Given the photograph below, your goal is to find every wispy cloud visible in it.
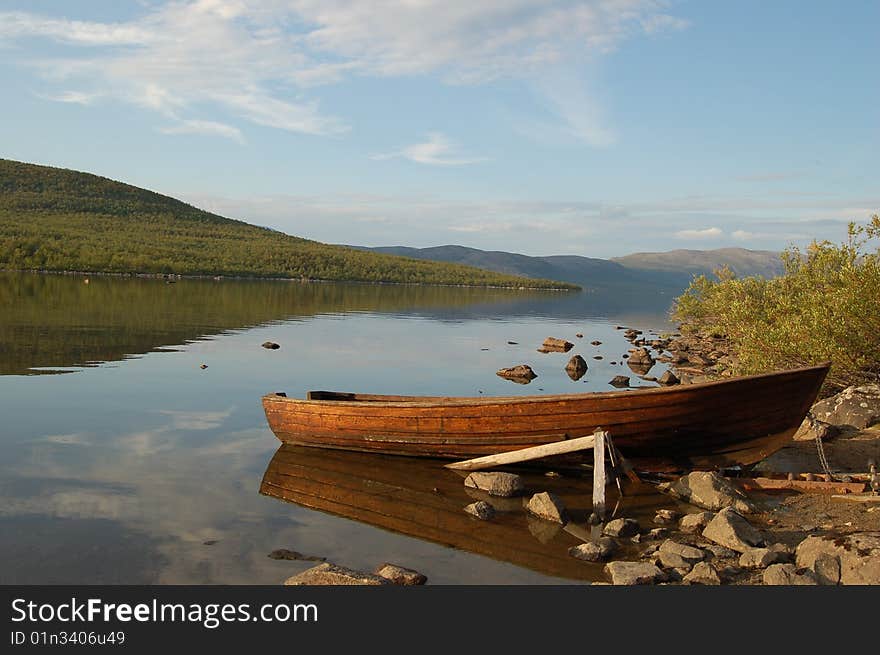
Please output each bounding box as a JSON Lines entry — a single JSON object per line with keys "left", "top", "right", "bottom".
{"left": 371, "top": 132, "right": 488, "bottom": 166}
{"left": 179, "top": 189, "right": 879, "bottom": 257}
{"left": 1, "top": 1, "right": 687, "bottom": 141}
{"left": 674, "top": 227, "right": 724, "bottom": 240}
{"left": 736, "top": 171, "right": 803, "bottom": 183}
{"left": 37, "top": 90, "right": 101, "bottom": 105}
{"left": 158, "top": 119, "right": 245, "bottom": 143}
{"left": 521, "top": 67, "right": 617, "bottom": 147}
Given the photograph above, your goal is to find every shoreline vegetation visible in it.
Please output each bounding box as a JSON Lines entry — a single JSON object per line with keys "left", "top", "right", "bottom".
{"left": 0, "top": 267, "right": 572, "bottom": 291}
{"left": 669, "top": 216, "right": 880, "bottom": 397}
{"left": 0, "top": 158, "right": 577, "bottom": 291}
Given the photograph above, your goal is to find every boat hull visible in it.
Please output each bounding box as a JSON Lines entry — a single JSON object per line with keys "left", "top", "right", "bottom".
{"left": 262, "top": 364, "right": 829, "bottom": 472}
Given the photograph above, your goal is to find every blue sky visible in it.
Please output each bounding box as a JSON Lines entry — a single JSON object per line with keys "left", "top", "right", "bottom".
{"left": 0, "top": 0, "right": 877, "bottom": 257}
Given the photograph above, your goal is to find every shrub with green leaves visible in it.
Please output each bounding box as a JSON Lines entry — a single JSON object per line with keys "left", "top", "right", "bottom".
{"left": 671, "top": 215, "right": 880, "bottom": 395}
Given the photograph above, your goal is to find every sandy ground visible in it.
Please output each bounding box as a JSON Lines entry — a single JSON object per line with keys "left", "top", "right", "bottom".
{"left": 747, "top": 425, "right": 880, "bottom": 545}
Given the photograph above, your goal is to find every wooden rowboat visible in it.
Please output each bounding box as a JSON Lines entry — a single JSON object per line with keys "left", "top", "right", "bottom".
{"left": 262, "top": 363, "right": 830, "bottom": 472}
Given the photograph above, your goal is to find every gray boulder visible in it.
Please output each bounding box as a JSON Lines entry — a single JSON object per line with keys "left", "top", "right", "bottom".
{"left": 679, "top": 511, "right": 716, "bottom": 534}
{"left": 374, "top": 563, "right": 427, "bottom": 585}
{"left": 464, "top": 501, "right": 496, "bottom": 520}
{"left": 683, "top": 561, "right": 721, "bottom": 585}
{"left": 793, "top": 414, "right": 840, "bottom": 442}
{"left": 653, "top": 509, "right": 680, "bottom": 525}
{"left": 646, "top": 528, "right": 669, "bottom": 541}
{"left": 604, "top": 561, "right": 665, "bottom": 585}
{"left": 463, "top": 471, "right": 524, "bottom": 497}
{"left": 702, "top": 507, "right": 764, "bottom": 553}
{"left": 526, "top": 491, "right": 568, "bottom": 524}
{"left": 703, "top": 543, "right": 738, "bottom": 560}
{"left": 795, "top": 532, "right": 880, "bottom": 585}
{"left": 627, "top": 347, "right": 655, "bottom": 364}
{"left": 657, "top": 540, "right": 707, "bottom": 570}
{"left": 659, "top": 471, "right": 756, "bottom": 513}
{"left": 603, "top": 518, "right": 640, "bottom": 538}
{"left": 639, "top": 544, "right": 661, "bottom": 559}
{"left": 658, "top": 370, "right": 680, "bottom": 386}
{"left": 762, "top": 563, "right": 820, "bottom": 586}
{"left": 569, "top": 538, "right": 617, "bottom": 562}
{"left": 739, "top": 544, "right": 791, "bottom": 569}
{"left": 811, "top": 384, "right": 880, "bottom": 430}
{"left": 284, "top": 563, "right": 390, "bottom": 586}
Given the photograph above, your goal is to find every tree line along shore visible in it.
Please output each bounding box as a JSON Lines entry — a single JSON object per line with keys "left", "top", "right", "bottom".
{"left": 0, "top": 158, "right": 576, "bottom": 290}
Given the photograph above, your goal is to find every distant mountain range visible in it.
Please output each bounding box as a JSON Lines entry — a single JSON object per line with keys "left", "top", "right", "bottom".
{"left": 612, "top": 248, "right": 785, "bottom": 278}
{"left": 356, "top": 244, "right": 784, "bottom": 294}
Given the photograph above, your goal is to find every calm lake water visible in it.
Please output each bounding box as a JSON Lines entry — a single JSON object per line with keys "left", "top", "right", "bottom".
{"left": 0, "top": 272, "right": 679, "bottom": 584}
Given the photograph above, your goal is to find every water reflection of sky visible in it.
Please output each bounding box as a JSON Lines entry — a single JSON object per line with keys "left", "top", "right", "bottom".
{"left": 0, "top": 288, "right": 674, "bottom": 584}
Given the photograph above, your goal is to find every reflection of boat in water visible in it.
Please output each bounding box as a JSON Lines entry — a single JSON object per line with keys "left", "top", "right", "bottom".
{"left": 259, "top": 445, "right": 671, "bottom": 582}
{"left": 262, "top": 364, "right": 829, "bottom": 472}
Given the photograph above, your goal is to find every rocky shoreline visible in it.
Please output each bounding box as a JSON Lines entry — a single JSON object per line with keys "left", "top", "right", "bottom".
{"left": 274, "top": 324, "right": 880, "bottom": 586}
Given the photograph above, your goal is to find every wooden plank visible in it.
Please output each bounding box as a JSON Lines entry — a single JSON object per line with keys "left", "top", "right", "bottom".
{"left": 734, "top": 477, "right": 866, "bottom": 494}
{"left": 830, "top": 494, "right": 880, "bottom": 502}
{"left": 593, "top": 429, "right": 607, "bottom": 518}
{"left": 444, "top": 434, "right": 596, "bottom": 471}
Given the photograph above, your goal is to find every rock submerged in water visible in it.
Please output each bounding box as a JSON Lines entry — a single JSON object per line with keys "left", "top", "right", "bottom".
{"left": 537, "top": 337, "right": 574, "bottom": 353}
{"left": 603, "top": 518, "right": 640, "bottom": 538}
{"left": 464, "top": 500, "right": 496, "bottom": 520}
{"left": 609, "top": 375, "right": 630, "bottom": 388}
{"left": 565, "top": 355, "right": 588, "bottom": 381}
{"left": 463, "top": 471, "right": 524, "bottom": 497}
{"left": 284, "top": 563, "right": 390, "bottom": 586}
{"left": 496, "top": 364, "right": 537, "bottom": 384}
{"left": 262, "top": 341, "right": 280, "bottom": 350}
{"left": 569, "top": 538, "right": 617, "bottom": 562}
{"left": 526, "top": 491, "right": 568, "bottom": 524}
{"left": 268, "top": 549, "right": 325, "bottom": 562}
{"left": 374, "top": 563, "right": 427, "bottom": 585}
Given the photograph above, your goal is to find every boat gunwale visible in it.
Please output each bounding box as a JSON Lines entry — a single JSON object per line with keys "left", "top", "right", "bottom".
{"left": 262, "top": 362, "right": 830, "bottom": 409}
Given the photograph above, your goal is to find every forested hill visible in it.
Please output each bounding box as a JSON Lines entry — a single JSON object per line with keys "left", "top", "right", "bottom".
{"left": 0, "top": 159, "right": 576, "bottom": 289}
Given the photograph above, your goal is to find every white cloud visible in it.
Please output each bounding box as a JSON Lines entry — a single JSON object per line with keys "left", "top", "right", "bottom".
{"left": 0, "top": 11, "right": 154, "bottom": 46}
{"left": 372, "top": 132, "right": 488, "bottom": 166}
{"left": 523, "top": 67, "right": 616, "bottom": 146}
{"left": 37, "top": 90, "right": 101, "bottom": 105}
{"left": 158, "top": 119, "right": 245, "bottom": 143}
{"left": 674, "top": 227, "right": 724, "bottom": 239}
{"left": 1, "top": 1, "right": 687, "bottom": 141}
